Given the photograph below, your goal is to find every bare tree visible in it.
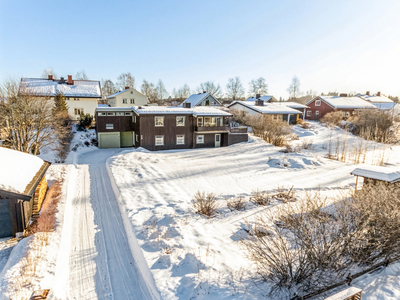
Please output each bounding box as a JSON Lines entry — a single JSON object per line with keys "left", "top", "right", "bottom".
{"left": 141, "top": 79, "right": 158, "bottom": 103}
{"left": 101, "top": 79, "right": 117, "bottom": 104}
{"left": 0, "top": 79, "right": 70, "bottom": 156}
{"left": 42, "top": 68, "right": 57, "bottom": 79}
{"left": 173, "top": 84, "right": 191, "bottom": 101}
{"left": 116, "top": 72, "right": 135, "bottom": 90}
{"left": 287, "top": 76, "right": 301, "bottom": 99}
{"left": 155, "top": 79, "right": 168, "bottom": 101}
{"left": 196, "top": 81, "right": 222, "bottom": 98}
{"left": 248, "top": 77, "right": 268, "bottom": 97}
{"left": 226, "top": 77, "right": 245, "bottom": 101}
{"left": 75, "top": 70, "right": 89, "bottom": 80}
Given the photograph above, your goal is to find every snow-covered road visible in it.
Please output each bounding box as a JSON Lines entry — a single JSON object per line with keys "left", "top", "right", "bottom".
{"left": 54, "top": 149, "right": 160, "bottom": 300}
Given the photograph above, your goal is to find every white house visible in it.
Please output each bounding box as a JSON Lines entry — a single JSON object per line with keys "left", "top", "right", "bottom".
{"left": 357, "top": 91, "right": 399, "bottom": 116}
{"left": 245, "top": 95, "right": 278, "bottom": 103}
{"left": 107, "top": 87, "right": 150, "bottom": 107}
{"left": 20, "top": 75, "right": 101, "bottom": 120}
{"left": 180, "top": 92, "right": 222, "bottom": 108}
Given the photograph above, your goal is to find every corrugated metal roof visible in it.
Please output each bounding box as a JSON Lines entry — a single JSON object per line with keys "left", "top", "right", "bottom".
{"left": 228, "top": 101, "right": 302, "bottom": 114}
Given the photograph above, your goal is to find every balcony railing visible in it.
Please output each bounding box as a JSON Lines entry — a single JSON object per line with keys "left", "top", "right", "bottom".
{"left": 195, "top": 125, "right": 230, "bottom": 132}
{"left": 230, "top": 127, "right": 247, "bottom": 134}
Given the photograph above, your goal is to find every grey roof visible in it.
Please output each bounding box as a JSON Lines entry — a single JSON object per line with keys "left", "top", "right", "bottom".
{"left": 20, "top": 78, "right": 101, "bottom": 98}
{"left": 95, "top": 106, "right": 231, "bottom": 116}
{"left": 180, "top": 92, "right": 221, "bottom": 107}
{"left": 106, "top": 88, "right": 147, "bottom": 99}
{"left": 245, "top": 95, "right": 276, "bottom": 102}
{"left": 228, "top": 101, "right": 302, "bottom": 114}
{"left": 350, "top": 166, "right": 400, "bottom": 183}
{"left": 306, "top": 96, "right": 377, "bottom": 109}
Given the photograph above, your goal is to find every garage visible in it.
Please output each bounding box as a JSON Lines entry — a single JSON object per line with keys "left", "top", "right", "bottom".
{"left": 98, "top": 132, "right": 121, "bottom": 148}
{"left": 120, "top": 131, "right": 133, "bottom": 147}
{"left": 0, "top": 199, "right": 12, "bottom": 237}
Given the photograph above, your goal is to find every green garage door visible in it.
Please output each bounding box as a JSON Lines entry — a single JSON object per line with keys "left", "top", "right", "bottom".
{"left": 98, "top": 132, "right": 121, "bottom": 148}
{"left": 120, "top": 131, "right": 133, "bottom": 147}
{"left": 0, "top": 199, "right": 12, "bottom": 238}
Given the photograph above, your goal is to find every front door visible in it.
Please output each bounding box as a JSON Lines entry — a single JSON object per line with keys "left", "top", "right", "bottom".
{"left": 215, "top": 134, "right": 221, "bottom": 147}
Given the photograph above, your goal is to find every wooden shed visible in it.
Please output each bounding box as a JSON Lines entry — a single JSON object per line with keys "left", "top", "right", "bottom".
{"left": 0, "top": 147, "right": 50, "bottom": 238}
{"left": 350, "top": 165, "right": 400, "bottom": 190}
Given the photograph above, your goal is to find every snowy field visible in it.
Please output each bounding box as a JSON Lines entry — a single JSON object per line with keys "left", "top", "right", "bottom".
{"left": 108, "top": 123, "right": 400, "bottom": 299}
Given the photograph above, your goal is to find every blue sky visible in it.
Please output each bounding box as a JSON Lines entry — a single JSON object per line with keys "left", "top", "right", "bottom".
{"left": 1, "top": 0, "right": 399, "bottom": 99}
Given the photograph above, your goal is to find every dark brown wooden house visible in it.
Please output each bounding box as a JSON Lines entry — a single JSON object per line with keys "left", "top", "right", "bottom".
{"left": 95, "top": 105, "right": 248, "bottom": 150}
{"left": 0, "top": 148, "right": 50, "bottom": 238}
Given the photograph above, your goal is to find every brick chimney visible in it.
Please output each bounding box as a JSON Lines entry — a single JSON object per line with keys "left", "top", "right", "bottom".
{"left": 377, "top": 91, "right": 381, "bottom": 96}
{"left": 48, "top": 74, "right": 53, "bottom": 80}
{"left": 255, "top": 99, "right": 264, "bottom": 106}
{"left": 68, "top": 75, "right": 73, "bottom": 85}
{"left": 366, "top": 91, "right": 370, "bottom": 96}
{"left": 125, "top": 86, "right": 130, "bottom": 90}
{"left": 256, "top": 94, "right": 261, "bottom": 99}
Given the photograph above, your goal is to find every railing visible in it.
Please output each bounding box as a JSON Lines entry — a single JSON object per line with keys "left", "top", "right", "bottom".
{"left": 230, "top": 127, "right": 247, "bottom": 134}
{"left": 195, "top": 125, "right": 230, "bottom": 132}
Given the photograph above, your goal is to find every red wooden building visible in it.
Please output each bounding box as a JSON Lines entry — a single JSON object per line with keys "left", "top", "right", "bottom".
{"left": 305, "top": 95, "right": 377, "bottom": 120}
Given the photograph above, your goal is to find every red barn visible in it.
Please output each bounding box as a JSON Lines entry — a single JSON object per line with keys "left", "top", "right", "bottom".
{"left": 305, "top": 95, "right": 377, "bottom": 120}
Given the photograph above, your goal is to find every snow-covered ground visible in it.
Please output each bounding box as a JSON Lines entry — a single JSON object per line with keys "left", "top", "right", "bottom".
{"left": 106, "top": 123, "right": 400, "bottom": 299}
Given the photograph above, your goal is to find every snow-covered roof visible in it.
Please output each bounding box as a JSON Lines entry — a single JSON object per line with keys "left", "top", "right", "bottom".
{"left": 307, "top": 96, "right": 377, "bottom": 109}
{"left": 325, "top": 287, "right": 362, "bottom": 300}
{"left": 180, "top": 92, "right": 221, "bottom": 107}
{"left": 107, "top": 88, "right": 146, "bottom": 99}
{"left": 133, "top": 106, "right": 231, "bottom": 116}
{"left": 0, "top": 147, "right": 46, "bottom": 194}
{"left": 20, "top": 78, "right": 101, "bottom": 98}
{"left": 97, "top": 104, "right": 110, "bottom": 108}
{"left": 228, "top": 101, "right": 302, "bottom": 114}
{"left": 358, "top": 94, "right": 394, "bottom": 103}
{"left": 281, "top": 102, "right": 308, "bottom": 109}
{"left": 245, "top": 95, "right": 275, "bottom": 102}
{"left": 371, "top": 102, "right": 397, "bottom": 110}
{"left": 351, "top": 166, "right": 400, "bottom": 183}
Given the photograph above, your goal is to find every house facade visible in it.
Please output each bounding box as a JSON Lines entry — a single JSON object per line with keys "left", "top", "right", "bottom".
{"left": 20, "top": 75, "right": 101, "bottom": 120}
{"left": 245, "top": 95, "right": 278, "bottom": 103}
{"left": 227, "top": 99, "right": 303, "bottom": 124}
{"left": 0, "top": 147, "right": 50, "bottom": 238}
{"left": 107, "top": 87, "right": 149, "bottom": 107}
{"left": 180, "top": 92, "right": 222, "bottom": 107}
{"left": 305, "top": 95, "right": 377, "bottom": 120}
{"left": 95, "top": 106, "right": 248, "bottom": 150}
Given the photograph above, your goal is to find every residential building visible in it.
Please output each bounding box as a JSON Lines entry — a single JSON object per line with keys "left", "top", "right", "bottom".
{"left": 0, "top": 147, "right": 51, "bottom": 238}
{"left": 305, "top": 94, "right": 377, "bottom": 120}
{"left": 95, "top": 105, "right": 248, "bottom": 150}
{"left": 179, "top": 92, "right": 222, "bottom": 107}
{"left": 357, "top": 91, "right": 399, "bottom": 116}
{"left": 107, "top": 87, "right": 149, "bottom": 107}
{"left": 245, "top": 95, "right": 278, "bottom": 103}
{"left": 227, "top": 98, "right": 304, "bottom": 124}
{"left": 20, "top": 75, "right": 101, "bottom": 120}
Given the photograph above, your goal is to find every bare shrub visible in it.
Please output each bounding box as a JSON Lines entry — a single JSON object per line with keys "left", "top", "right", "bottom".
{"left": 301, "top": 139, "right": 313, "bottom": 150}
{"left": 250, "top": 189, "right": 270, "bottom": 206}
{"left": 192, "top": 191, "right": 219, "bottom": 218}
{"left": 272, "top": 185, "right": 296, "bottom": 202}
{"left": 249, "top": 115, "right": 292, "bottom": 147}
{"left": 230, "top": 109, "right": 251, "bottom": 126}
{"left": 321, "top": 111, "right": 344, "bottom": 127}
{"left": 227, "top": 196, "right": 246, "bottom": 211}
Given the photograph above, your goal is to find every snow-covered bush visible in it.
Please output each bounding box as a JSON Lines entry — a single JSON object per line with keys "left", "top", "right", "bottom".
{"left": 250, "top": 189, "right": 270, "bottom": 206}
{"left": 227, "top": 196, "right": 246, "bottom": 211}
{"left": 192, "top": 191, "right": 219, "bottom": 218}
{"left": 320, "top": 111, "right": 344, "bottom": 127}
{"left": 249, "top": 115, "right": 292, "bottom": 147}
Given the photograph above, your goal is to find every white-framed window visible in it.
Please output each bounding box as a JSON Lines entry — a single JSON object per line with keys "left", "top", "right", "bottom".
{"left": 130, "top": 99, "right": 135, "bottom": 104}
{"left": 197, "top": 117, "right": 203, "bottom": 127}
{"left": 315, "top": 110, "right": 320, "bottom": 116}
{"left": 155, "top": 135, "right": 164, "bottom": 146}
{"left": 306, "top": 110, "right": 312, "bottom": 117}
{"left": 74, "top": 108, "right": 84, "bottom": 115}
{"left": 74, "top": 98, "right": 79, "bottom": 101}
{"left": 132, "top": 116, "right": 136, "bottom": 123}
{"left": 125, "top": 112, "right": 133, "bottom": 116}
{"left": 107, "top": 112, "right": 115, "bottom": 116}
{"left": 155, "top": 116, "right": 164, "bottom": 126}
{"left": 98, "top": 112, "right": 106, "bottom": 116}
{"left": 196, "top": 135, "right": 204, "bottom": 144}
{"left": 116, "top": 112, "right": 124, "bottom": 116}
{"left": 315, "top": 100, "right": 321, "bottom": 106}
{"left": 345, "top": 111, "right": 350, "bottom": 117}
{"left": 136, "top": 134, "right": 139, "bottom": 142}
{"left": 130, "top": 91, "right": 133, "bottom": 94}
{"left": 123, "top": 99, "right": 127, "bottom": 104}
{"left": 106, "top": 124, "right": 114, "bottom": 129}
{"left": 176, "top": 135, "right": 185, "bottom": 145}
{"left": 176, "top": 116, "right": 185, "bottom": 126}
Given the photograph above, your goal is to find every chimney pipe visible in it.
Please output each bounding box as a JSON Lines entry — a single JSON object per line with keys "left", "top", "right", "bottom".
{"left": 125, "top": 86, "right": 130, "bottom": 90}
{"left": 256, "top": 94, "right": 261, "bottom": 99}
{"left": 203, "top": 91, "right": 206, "bottom": 94}
{"left": 377, "top": 91, "right": 381, "bottom": 96}
{"left": 48, "top": 74, "right": 53, "bottom": 80}
{"left": 255, "top": 99, "right": 264, "bottom": 106}
{"left": 68, "top": 75, "right": 73, "bottom": 85}
{"left": 366, "top": 91, "right": 370, "bottom": 96}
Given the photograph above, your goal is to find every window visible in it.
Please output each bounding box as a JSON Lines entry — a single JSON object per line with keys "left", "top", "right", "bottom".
{"left": 106, "top": 124, "right": 114, "bottom": 129}
{"left": 116, "top": 112, "right": 124, "bottom": 116}
{"left": 74, "top": 98, "right": 79, "bottom": 101}
{"left": 136, "top": 134, "right": 139, "bottom": 142}
{"left": 155, "top": 116, "right": 164, "bottom": 126}
{"left": 98, "top": 112, "right": 106, "bottom": 116}
{"left": 130, "top": 99, "right": 135, "bottom": 104}
{"left": 74, "top": 108, "right": 84, "bottom": 115}
{"left": 176, "top": 116, "right": 185, "bottom": 126}
{"left": 155, "top": 135, "right": 164, "bottom": 146}
{"left": 204, "top": 117, "right": 212, "bottom": 126}
{"left": 125, "top": 112, "right": 133, "bottom": 116}
{"left": 107, "top": 112, "right": 115, "bottom": 116}
{"left": 176, "top": 135, "right": 185, "bottom": 145}
{"left": 123, "top": 99, "right": 127, "bottom": 104}
{"left": 130, "top": 91, "right": 133, "bottom": 94}
{"left": 315, "top": 100, "right": 321, "bottom": 106}
{"left": 345, "top": 111, "right": 350, "bottom": 117}
{"left": 196, "top": 135, "right": 204, "bottom": 144}
{"left": 306, "top": 110, "right": 312, "bottom": 117}
{"left": 197, "top": 117, "right": 203, "bottom": 127}
{"left": 315, "top": 110, "right": 320, "bottom": 116}
{"left": 132, "top": 116, "right": 136, "bottom": 123}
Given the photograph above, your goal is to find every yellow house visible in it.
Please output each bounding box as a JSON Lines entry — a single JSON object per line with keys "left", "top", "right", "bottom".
{"left": 107, "top": 87, "right": 149, "bottom": 107}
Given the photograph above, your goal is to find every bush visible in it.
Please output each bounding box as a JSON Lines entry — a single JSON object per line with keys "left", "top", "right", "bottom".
{"left": 77, "top": 113, "right": 93, "bottom": 131}
{"left": 320, "top": 111, "right": 344, "bottom": 127}
{"left": 250, "top": 189, "right": 270, "bottom": 206}
{"left": 348, "top": 110, "right": 393, "bottom": 142}
{"left": 249, "top": 115, "right": 292, "bottom": 146}
{"left": 227, "top": 196, "right": 246, "bottom": 211}
{"left": 192, "top": 191, "right": 219, "bottom": 218}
